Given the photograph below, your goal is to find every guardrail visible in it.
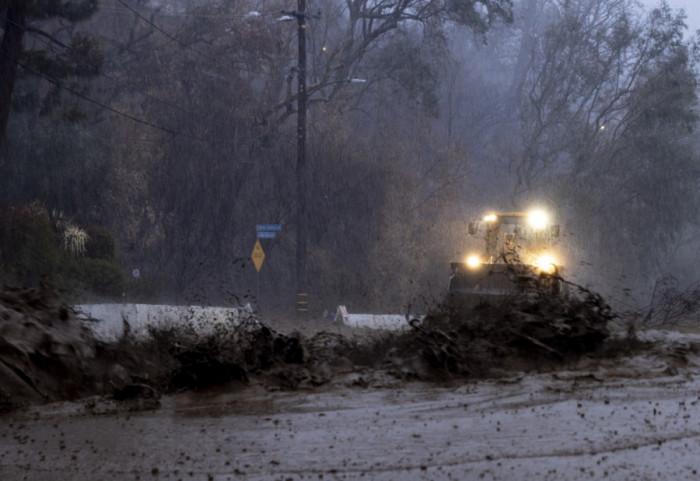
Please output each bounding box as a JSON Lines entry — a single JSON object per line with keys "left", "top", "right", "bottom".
{"left": 74, "top": 303, "right": 257, "bottom": 341}
{"left": 334, "top": 305, "right": 417, "bottom": 330}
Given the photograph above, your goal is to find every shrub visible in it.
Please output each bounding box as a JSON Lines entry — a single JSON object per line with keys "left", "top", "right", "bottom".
{"left": 62, "top": 225, "right": 89, "bottom": 256}
{"left": 79, "top": 258, "right": 125, "bottom": 297}
{"left": 85, "top": 226, "right": 117, "bottom": 261}
{"left": 0, "top": 204, "right": 60, "bottom": 284}
{"left": 0, "top": 203, "right": 124, "bottom": 298}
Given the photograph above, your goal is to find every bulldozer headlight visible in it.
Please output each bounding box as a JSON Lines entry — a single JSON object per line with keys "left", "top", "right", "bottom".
{"left": 466, "top": 255, "right": 482, "bottom": 269}
{"left": 527, "top": 209, "right": 549, "bottom": 230}
{"left": 534, "top": 254, "right": 557, "bottom": 273}
{"left": 483, "top": 213, "right": 497, "bottom": 223}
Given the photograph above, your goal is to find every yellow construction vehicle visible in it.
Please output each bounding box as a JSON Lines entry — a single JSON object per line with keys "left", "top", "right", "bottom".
{"left": 448, "top": 210, "right": 563, "bottom": 302}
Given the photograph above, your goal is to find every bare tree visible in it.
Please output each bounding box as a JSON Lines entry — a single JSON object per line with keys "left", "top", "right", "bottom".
{"left": 512, "top": 0, "right": 699, "bottom": 285}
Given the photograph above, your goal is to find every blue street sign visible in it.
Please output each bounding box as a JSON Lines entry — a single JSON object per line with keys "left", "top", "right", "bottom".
{"left": 257, "top": 224, "right": 282, "bottom": 232}
{"left": 257, "top": 231, "right": 276, "bottom": 239}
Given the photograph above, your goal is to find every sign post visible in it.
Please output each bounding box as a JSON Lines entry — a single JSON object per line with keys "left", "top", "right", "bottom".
{"left": 251, "top": 240, "right": 265, "bottom": 272}
{"left": 251, "top": 240, "right": 265, "bottom": 301}
{"left": 257, "top": 224, "right": 282, "bottom": 232}
{"left": 252, "top": 225, "right": 280, "bottom": 306}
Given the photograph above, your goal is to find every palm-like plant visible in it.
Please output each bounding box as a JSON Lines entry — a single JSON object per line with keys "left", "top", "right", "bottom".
{"left": 62, "top": 225, "right": 89, "bottom": 257}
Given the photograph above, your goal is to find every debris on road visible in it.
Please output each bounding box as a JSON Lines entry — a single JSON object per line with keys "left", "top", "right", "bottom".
{"left": 0, "top": 283, "right": 99, "bottom": 410}
{"left": 0, "top": 278, "right": 691, "bottom": 413}
{"left": 404, "top": 280, "right": 615, "bottom": 378}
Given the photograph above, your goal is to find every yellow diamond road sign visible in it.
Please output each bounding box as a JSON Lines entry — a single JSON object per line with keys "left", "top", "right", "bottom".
{"left": 251, "top": 240, "right": 265, "bottom": 272}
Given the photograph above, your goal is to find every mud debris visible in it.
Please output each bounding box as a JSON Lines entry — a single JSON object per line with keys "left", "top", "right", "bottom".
{"left": 404, "top": 280, "right": 615, "bottom": 378}
{"left": 0, "top": 284, "right": 99, "bottom": 410}
{"left": 0, "top": 280, "right": 652, "bottom": 413}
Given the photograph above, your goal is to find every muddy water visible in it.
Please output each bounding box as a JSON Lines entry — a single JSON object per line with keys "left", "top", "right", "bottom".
{"left": 2, "top": 358, "right": 700, "bottom": 481}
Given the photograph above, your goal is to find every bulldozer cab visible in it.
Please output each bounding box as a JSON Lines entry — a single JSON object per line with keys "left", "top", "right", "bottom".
{"left": 449, "top": 210, "right": 563, "bottom": 301}
{"left": 468, "top": 212, "right": 560, "bottom": 265}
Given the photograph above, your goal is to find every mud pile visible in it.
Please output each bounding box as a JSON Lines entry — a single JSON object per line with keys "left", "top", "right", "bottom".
{"left": 401, "top": 281, "right": 615, "bottom": 378}
{"left": 0, "top": 284, "right": 365, "bottom": 410}
{"left": 152, "top": 279, "right": 617, "bottom": 387}
{"left": 0, "top": 279, "right": 617, "bottom": 412}
{"left": 0, "top": 284, "right": 101, "bottom": 410}
{"left": 0, "top": 285, "right": 168, "bottom": 411}
{"left": 137, "top": 322, "right": 375, "bottom": 391}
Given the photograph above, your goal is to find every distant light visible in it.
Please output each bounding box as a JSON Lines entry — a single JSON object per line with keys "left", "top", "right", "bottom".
{"left": 599, "top": 124, "right": 606, "bottom": 131}
{"left": 483, "top": 213, "right": 497, "bottom": 223}
{"left": 322, "top": 46, "right": 328, "bottom": 52}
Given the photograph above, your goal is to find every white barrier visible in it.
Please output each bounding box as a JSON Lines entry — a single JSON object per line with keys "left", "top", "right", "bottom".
{"left": 334, "top": 305, "right": 416, "bottom": 331}
{"left": 75, "top": 303, "right": 257, "bottom": 341}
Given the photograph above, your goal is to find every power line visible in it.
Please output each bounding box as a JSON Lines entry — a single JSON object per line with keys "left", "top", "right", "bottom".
{"left": 5, "top": 50, "right": 272, "bottom": 149}
{"left": 111, "top": 1, "right": 258, "bottom": 68}
{"left": 0, "top": 7, "right": 283, "bottom": 148}
{"left": 115, "top": 0, "right": 220, "bottom": 64}
{"left": 2, "top": 13, "right": 245, "bottom": 130}
{"left": 12, "top": 17, "right": 199, "bottom": 119}
{"left": 100, "top": 5, "right": 281, "bottom": 20}
{"left": 3, "top": 50, "right": 212, "bottom": 143}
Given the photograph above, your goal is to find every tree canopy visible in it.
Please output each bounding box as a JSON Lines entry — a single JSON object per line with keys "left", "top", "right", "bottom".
{"left": 0, "top": 0, "right": 697, "bottom": 310}
{"left": 0, "top": 1, "right": 101, "bottom": 151}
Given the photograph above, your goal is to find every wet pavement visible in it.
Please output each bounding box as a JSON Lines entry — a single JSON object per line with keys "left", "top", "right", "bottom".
{"left": 3, "top": 357, "right": 700, "bottom": 481}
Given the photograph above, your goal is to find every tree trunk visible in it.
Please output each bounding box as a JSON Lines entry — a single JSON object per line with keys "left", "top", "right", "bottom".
{"left": 509, "top": 0, "right": 539, "bottom": 110}
{"left": 0, "top": 0, "right": 27, "bottom": 152}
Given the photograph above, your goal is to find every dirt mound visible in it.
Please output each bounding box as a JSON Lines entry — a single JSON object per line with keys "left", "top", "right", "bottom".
{"left": 0, "top": 284, "right": 101, "bottom": 410}
{"left": 136, "top": 324, "right": 364, "bottom": 391}
{"left": 0, "top": 284, "right": 167, "bottom": 412}
{"left": 0, "top": 279, "right": 617, "bottom": 412}
{"left": 402, "top": 281, "right": 614, "bottom": 378}
{"left": 0, "top": 284, "right": 369, "bottom": 410}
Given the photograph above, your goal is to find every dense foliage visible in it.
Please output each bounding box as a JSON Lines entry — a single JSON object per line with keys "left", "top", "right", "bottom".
{"left": 0, "top": 0, "right": 697, "bottom": 312}
{"left": 0, "top": 202, "right": 124, "bottom": 298}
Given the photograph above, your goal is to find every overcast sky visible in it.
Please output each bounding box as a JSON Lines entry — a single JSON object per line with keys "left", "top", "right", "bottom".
{"left": 645, "top": 0, "right": 700, "bottom": 34}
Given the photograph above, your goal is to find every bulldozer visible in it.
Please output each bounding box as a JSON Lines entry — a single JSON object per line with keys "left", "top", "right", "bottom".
{"left": 448, "top": 210, "right": 563, "bottom": 304}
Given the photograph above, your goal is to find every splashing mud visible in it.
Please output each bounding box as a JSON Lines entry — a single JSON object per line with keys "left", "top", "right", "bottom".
{"left": 0, "top": 279, "right": 647, "bottom": 413}
{"left": 0, "top": 284, "right": 100, "bottom": 411}
{"left": 405, "top": 279, "right": 615, "bottom": 378}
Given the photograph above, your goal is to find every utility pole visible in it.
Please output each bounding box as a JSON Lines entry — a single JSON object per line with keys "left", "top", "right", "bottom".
{"left": 284, "top": 0, "right": 309, "bottom": 315}
{"left": 282, "top": 2, "right": 329, "bottom": 315}
{"left": 256, "top": 5, "right": 359, "bottom": 316}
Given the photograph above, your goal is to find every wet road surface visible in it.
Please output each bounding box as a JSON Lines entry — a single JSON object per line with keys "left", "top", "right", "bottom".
{"left": 2, "top": 361, "right": 700, "bottom": 481}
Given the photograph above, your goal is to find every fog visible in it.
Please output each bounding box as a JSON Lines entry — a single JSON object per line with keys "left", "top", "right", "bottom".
{"left": 0, "top": 0, "right": 698, "bottom": 316}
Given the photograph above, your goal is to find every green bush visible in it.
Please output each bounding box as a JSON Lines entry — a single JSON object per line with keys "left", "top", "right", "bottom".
{"left": 0, "top": 203, "right": 124, "bottom": 298}
{"left": 79, "top": 258, "right": 125, "bottom": 297}
{"left": 0, "top": 204, "right": 61, "bottom": 284}
{"left": 85, "top": 225, "right": 117, "bottom": 261}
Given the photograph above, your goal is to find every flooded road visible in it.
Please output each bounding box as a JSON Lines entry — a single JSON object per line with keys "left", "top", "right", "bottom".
{"left": 3, "top": 358, "right": 700, "bottom": 481}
